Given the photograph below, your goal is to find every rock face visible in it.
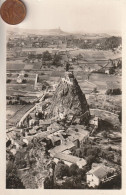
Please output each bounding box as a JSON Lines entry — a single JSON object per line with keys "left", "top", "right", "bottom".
{"left": 49, "top": 72, "right": 90, "bottom": 124}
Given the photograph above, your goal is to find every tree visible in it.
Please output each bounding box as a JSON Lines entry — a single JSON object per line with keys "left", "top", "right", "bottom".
{"left": 6, "top": 79, "right": 11, "bottom": 83}
{"left": 69, "top": 163, "right": 79, "bottom": 176}
{"left": 86, "top": 147, "right": 100, "bottom": 157}
{"left": 50, "top": 161, "right": 56, "bottom": 170}
{"left": 62, "top": 178, "right": 74, "bottom": 189}
{"left": 86, "top": 155, "right": 95, "bottom": 166}
{"left": 118, "top": 111, "right": 122, "bottom": 124}
{"left": 43, "top": 51, "right": 52, "bottom": 61}
{"left": 66, "top": 62, "right": 70, "bottom": 71}
{"left": 22, "top": 79, "right": 27, "bottom": 83}
{"left": 24, "top": 74, "right": 28, "bottom": 77}
{"left": 77, "top": 168, "right": 86, "bottom": 181}
{"left": 15, "top": 151, "right": 27, "bottom": 169}
{"left": 62, "top": 176, "right": 85, "bottom": 189}
{"left": 102, "top": 131, "right": 108, "bottom": 138}
{"left": 6, "top": 162, "right": 25, "bottom": 189}
{"left": 52, "top": 53, "right": 62, "bottom": 66}
{"left": 77, "top": 53, "right": 83, "bottom": 60}
{"left": 75, "top": 148, "right": 82, "bottom": 158}
{"left": 57, "top": 160, "right": 65, "bottom": 165}
{"left": 44, "top": 176, "right": 54, "bottom": 189}
{"left": 81, "top": 147, "right": 87, "bottom": 158}
{"left": 55, "top": 163, "right": 69, "bottom": 179}
{"left": 6, "top": 151, "right": 15, "bottom": 162}
{"left": 106, "top": 88, "right": 121, "bottom": 95}
{"left": 117, "top": 60, "right": 122, "bottom": 69}
{"left": 107, "top": 153, "right": 114, "bottom": 161}
{"left": 92, "top": 87, "right": 98, "bottom": 93}
{"left": 116, "top": 156, "right": 121, "bottom": 165}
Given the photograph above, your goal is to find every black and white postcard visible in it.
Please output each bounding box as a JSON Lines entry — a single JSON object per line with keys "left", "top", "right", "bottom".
{"left": 0, "top": 0, "right": 126, "bottom": 194}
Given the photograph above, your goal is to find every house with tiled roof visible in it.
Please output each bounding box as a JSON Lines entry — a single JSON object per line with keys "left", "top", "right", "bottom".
{"left": 86, "top": 165, "right": 113, "bottom": 187}
{"left": 48, "top": 142, "right": 76, "bottom": 157}
{"left": 54, "top": 153, "right": 87, "bottom": 168}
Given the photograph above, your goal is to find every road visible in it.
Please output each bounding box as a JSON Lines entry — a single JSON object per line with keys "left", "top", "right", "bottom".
{"left": 17, "top": 93, "right": 46, "bottom": 127}
{"left": 90, "top": 108, "right": 118, "bottom": 117}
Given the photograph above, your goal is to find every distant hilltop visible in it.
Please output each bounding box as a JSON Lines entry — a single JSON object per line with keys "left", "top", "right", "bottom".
{"left": 7, "top": 27, "right": 69, "bottom": 36}
{"left": 7, "top": 28, "right": 122, "bottom": 51}
{"left": 7, "top": 28, "right": 121, "bottom": 38}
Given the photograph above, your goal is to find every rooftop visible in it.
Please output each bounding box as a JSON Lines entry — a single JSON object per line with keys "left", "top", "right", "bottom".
{"left": 47, "top": 122, "right": 64, "bottom": 131}
{"left": 49, "top": 142, "right": 75, "bottom": 155}
{"left": 66, "top": 129, "right": 89, "bottom": 142}
{"left": 47, "top": 134, "right": 61, "bottom": 142}
{"left": 54, "top": 153, "right": 86, "bottom": 166}
{"left": 39, "top": 119, "right": 52, "bottom": 125}
{"left": 87, "top": 166, "right": 110, "bottom": 179}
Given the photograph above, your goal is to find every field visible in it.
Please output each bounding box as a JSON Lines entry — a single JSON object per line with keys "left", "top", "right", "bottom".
{"left": 6, "top": 68, "right": 121, "bottom": 129}
{"left": 7, "top": 63, "right": 25, "bottom": 70}
{"left": 7, "top": 48, "right": 121, "bottom": 71}
{"left": 6, "top": 46, "right": 121, "bottom": 130}
{"left": 6, "top": 104, "right": 34, "bottom": 129}
{"left": 30, "top": 70, "right": 121, "bottom": 93}
{"left": 87, "top": 93, "right": 121, "bottom": 110}
{"left": 90, "top": 109, "right": 120, "bottom": 127}
{"left": 69, "top": 49, "right": 121, "bottom": 60}
{"left": 7, "top": 84, "right": 35, "bottom": 96}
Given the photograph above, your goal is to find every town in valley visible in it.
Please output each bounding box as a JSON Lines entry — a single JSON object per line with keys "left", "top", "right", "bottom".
{"left": 6, "top": 28, "right": 122, "bottom": 189}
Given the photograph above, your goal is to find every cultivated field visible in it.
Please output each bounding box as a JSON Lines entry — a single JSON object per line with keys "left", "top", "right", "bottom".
{"left": 6, "top": 47, "right": 122, "bottom": 131}
{"left": 6, "top": 104, "right": 34, "bottom": 129}
{"left": 69, "top": 49, "right": 121, "bottom": 60}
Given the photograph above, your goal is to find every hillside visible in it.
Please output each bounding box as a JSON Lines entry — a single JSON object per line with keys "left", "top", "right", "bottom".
{"left": 49, "top": 71, "right": 90, "bottom": 125}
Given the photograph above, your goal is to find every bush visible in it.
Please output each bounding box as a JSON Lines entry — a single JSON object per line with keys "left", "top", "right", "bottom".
{"left": 6, "top": 79, "right": 11, "bottom": 83}
{"left": 24, "top": 74, "right": 28, "bottom": 77}
{"left": 44, "top": 176, "right": 54, "bottom": 189}
{"left": 15, "top": 150, "right": 28, "bottom": 169}
{"left": 102, "top": 131, "right": 108, "bottom": 138}
{"left": 57, "top": 160, "right": 64, "bottom": 164}
{"left": 69, "top": 163, "right": 79, "bottom": 176}
{"left": 22, "top": 79, "right": 27, "bottom": 83}
{"left": 106, "top": 88, "right": 122, "bottom": 95}
{"left": 92, "top": 87, "right": 98, "bottom": 93}
{"left": 55, "top": 163, "right": 69, "bottom": 179}
{"left": 61, "top": 176, "right": 87, "bottom": 189}
{"left": 107, "top": 146, "right": 113, "bottom": 151}
{"left": 6, "top": 162, "right": 25, "bottom": 189}
{"left": 52, "top": 53, "right": 62, "bottom": 66}
{"left": 118, "top": 111, "right": 122, "bottom": 123}
{"left": 77, "top": 168, "right": 86, "bottom": 181}
{"left": 107, "top": 153, "right": 114, "bottom": 161}
{"left": 49, "top": 161, "right": 56, "bottom": 170}
{"left": 43, "top": 51, "right": 52, "bottom": 61}
{"left": 75, "top": 148, "right": 82, "bottom": 158}
{"left": 116, "top": 156, "right": 121, "bottom": 165}
{"left": 86, "top": 147, "right": 100, "bottom": 157}
{"left": 86, "top": 155, "right": 95, "bottom": 166}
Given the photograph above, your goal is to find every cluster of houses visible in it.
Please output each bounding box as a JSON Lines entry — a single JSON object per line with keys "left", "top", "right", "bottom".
{"left": 6, "top": 98, "right": 118, "bottom": 189}
{"left": 8, "top": 29, "right": 71, "bottom": 51}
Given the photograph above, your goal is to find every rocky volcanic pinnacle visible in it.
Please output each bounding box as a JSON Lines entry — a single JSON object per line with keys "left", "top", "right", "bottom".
{"left": 49, "top": 71, "right": 90, "bottom": 124}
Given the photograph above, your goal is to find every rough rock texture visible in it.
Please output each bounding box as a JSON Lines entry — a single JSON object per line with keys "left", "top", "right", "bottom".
{"left": 49, "top": 72, "right": 90, "bottom": 124}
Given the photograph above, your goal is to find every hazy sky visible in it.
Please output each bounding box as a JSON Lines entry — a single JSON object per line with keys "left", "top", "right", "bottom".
{"left": 7, "top": 0, "right": 122, "bottom": 34}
